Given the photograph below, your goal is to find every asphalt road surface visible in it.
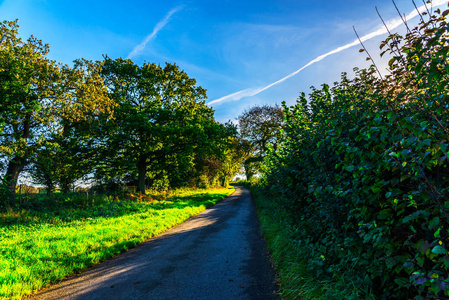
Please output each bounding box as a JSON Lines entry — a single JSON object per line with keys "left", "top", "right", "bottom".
{"left": 31, "top": 186, "right": 279, "bottom": 300}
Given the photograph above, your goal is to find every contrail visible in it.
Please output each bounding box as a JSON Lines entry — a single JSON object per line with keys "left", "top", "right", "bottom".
{"left": 208, "top": 0, "right": 448, "bottom": 106}
{"left": 127, "top": 5, "right": 183, "bottom": 59}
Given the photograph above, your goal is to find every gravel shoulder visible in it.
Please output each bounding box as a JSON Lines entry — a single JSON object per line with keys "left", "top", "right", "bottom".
{"left": 30, "top": 186, "right": 279, "bottom": 300}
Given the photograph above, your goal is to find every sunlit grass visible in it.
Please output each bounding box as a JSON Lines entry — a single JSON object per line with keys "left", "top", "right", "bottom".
{"left": 246, "top": 184, "right": 354, "bottom": 300}
{"left": 0, "top": 187, "right": 234, "bottom": 300}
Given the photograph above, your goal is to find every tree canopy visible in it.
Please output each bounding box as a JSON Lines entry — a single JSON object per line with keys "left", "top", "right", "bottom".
{"left": 92, "top": 57, "right": 234, "bottom": 193}
{"left": 0, "top": 20, "right": 114, "bottom": 200}
{"left": 237, "top": 104, "right": 284, "bottom": 179}
{"left": 0, "top": 18, "right": 258, "bottom": 207}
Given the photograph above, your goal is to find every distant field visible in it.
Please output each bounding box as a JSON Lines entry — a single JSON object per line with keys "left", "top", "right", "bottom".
{"left": 0, "top": 187, "right": 234, "bottom": 300}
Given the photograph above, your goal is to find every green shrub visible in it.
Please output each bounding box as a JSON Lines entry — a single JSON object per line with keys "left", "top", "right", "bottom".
{"left": 261, "top": 7, "right": 449, "bottom": 299}
{"left": 232, "top": 178, "right": 260, "bottom": 188}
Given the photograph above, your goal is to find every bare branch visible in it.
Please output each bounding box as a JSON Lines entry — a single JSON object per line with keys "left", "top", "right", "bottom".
{"left": 376, "top": 7, "right": 392, "bottom": 36}
{"left": 376, "top": 6, "right": 408, "bottom": 68}
{"left": 421, "top": 0, "right": 431, "bottom": 16}
{"left": 392, "top": 0, "right": 411, "bottom": 33}
{"left": 412, "top": 0, "right": 426, "bottom": 23}
{"left": 353, "top": 26, "right": 383, "bottom": 80}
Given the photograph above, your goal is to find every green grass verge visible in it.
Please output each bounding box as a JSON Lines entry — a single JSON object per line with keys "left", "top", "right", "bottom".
{"left": 0, "top": 187, "right": 234, "bottom": 299}
{"left": 246, "top": 184, "right": 353, "bottom": 300}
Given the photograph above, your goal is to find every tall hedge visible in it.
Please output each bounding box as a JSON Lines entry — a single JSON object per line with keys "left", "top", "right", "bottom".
{"left": 263, "top": 6, "right": 449, "bottom": 299}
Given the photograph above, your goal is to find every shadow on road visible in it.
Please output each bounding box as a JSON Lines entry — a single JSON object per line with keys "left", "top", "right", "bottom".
{"left": 32, "top": 187, "right": 278, "bottom": 300}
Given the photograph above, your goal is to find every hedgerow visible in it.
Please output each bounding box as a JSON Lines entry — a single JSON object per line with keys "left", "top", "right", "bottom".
{"left": 262, "top": 5, "right": 449, "bottom": 299}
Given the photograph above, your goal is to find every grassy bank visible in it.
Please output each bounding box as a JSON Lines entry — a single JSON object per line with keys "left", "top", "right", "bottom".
{"left": 238, "top": 181, "right": 352, "bottom": 299}
{"left": 0, "top": 187, "right": 234, "bottom": 299}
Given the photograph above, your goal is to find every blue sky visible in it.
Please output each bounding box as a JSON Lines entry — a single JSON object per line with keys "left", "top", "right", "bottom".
{"left": 1, "top": 0, "right": 447, "bottom": 123}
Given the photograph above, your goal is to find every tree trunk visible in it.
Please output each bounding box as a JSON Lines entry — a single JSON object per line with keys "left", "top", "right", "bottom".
{"left": 44, "top": 173, "right": 54, "bottom": 196}
{"left": 3, "top": 114, "right": 31, "bottom": 199}
{"left": 137, "top": 156, "right": 147, "bottom": 194}
{"left": 4, "top": 156, "right": 27, "bottom": 197}
{"left": 244, "top": 161, "right": 253, "bottom": 181}
{"left": 61, "top": 182, "right": 70, "bottom": 194}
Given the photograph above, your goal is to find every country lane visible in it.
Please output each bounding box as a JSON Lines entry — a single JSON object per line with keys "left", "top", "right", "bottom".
{"left": 30, "top": 186, "right": 279, "bottom": 300}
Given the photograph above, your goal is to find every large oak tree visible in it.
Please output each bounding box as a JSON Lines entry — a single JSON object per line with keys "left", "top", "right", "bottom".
{"left": 98, "top": 57, "right": 226, "bottom": 193}
{"left": 0, "top": 20, "right": 114, "bottom": 199}
{"left": 237, "top": 104, "right": 284, "bottom": 179}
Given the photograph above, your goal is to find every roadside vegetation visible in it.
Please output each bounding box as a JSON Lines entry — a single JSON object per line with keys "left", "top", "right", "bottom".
{"left": 3, "top": 1, "right": 449, "bottom": 299}
{"left": 236, "top": 179, "right": 340, "bottom": 299}
{"left": 0, "top": 16, "right": 242, "bottom": 300}
{"left": 0, "top": 187, "right": 234, "bottom": 299}
{"left": 0, "top": 19, "right": 244, "bottom": 206}
{"left": 237, "top": 3, "right": 449, "bottom": 299}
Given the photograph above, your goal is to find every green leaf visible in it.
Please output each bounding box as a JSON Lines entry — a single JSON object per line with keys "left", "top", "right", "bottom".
{"left": 386, "top": 257, "right": 398, "bottom": 268}
{"left": 400, "top": 175, "right": 409, "bottom": 182}
{"left": 434, "top": 227, "right": 441, "bottom": 238}
{"left": 431, "top": 245, "right": 447, "bottom": 255}
{"left": 429, "top": 217, "right": 440, "bottom": 229}
{"left": 406, "top": 137, "right": 417, "bottom": 144}
{"left": 403, "top": 210, "right": 429, "bottom": 223}
{"left": 345, "top": 165, "right": 355, "bottom": 172}
{"left": 442, "top": 256, "right": 449, "bottom": 268}
{"left": 389, "top": 151, "right": 398, "bottom": 157}
{"left": 417, "top": 256, "right": 425, "bottom": 267}
{"left": 388, "top": 57, "right": 396, "bottom": 67}
{"left": 423, "top": 139, "right": 431, "bottom": 146}
{"left": 371, "top": 186, "right": 381, "bottom": 194}
{"left": 364, "top": 274, "right": 372, "bottom": 287}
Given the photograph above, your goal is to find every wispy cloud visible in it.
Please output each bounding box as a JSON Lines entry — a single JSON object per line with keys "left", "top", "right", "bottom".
{"left": 208, "top": 0, "right": 448, "bottom": 106}
{"left": 127, "top": 5, "right": 183, "bottom": 59}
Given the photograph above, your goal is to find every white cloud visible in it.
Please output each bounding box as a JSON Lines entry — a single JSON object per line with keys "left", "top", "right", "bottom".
{"left": 208, "top": 0, "right": 448, "bottom": 106}
{"left": 208, "top": 87, "right": 260, "bottom": 105}
{"left": 127, "top": 5, "right": 183, "bottom": 59}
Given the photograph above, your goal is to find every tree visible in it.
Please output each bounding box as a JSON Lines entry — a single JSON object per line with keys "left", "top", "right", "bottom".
{"left": 238, "top": 104, "right": 285, "bottom": 154}
{"left": 98, "top": 57, "right": 224, "bottom": 193}
{"left": 237, "top": 104, "right": 284, "bottom": 179}
{"left": 187, "top": 122, "right": 242, "bottom": 188}
{"left": 29, "top": 145, "right": 58, "bottom": 195}
{"left": 217, "top": 137, "right": 248, "bottom": 186}
{"left": 0, "top": 20, "right": 58, "bottom": 198}
{"left": 30, "top": 131, "right": 93, "bottom": 194}
{"left": 0, "top": 20, "right": 114, "bottom": 200}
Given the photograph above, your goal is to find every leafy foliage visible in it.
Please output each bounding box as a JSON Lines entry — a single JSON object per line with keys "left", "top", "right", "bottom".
{"left": 95, "top": 57, "right": 233, "bottom": 193}
{"left": 237, "top": 104, "right": 284, "bottom": 179}
{"left": 261, "top": 5, "right": 449, "bottom": 299}
{"left": 0, "top": 20, "right": 238, "bottom": 203}
{"left": 238, "top": 104, "right": 284, "bottom": 154}
{"left": 0, "top": 20, "right": 114, "bottom": 200}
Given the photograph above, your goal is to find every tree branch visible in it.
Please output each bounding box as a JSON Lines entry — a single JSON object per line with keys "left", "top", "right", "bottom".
{"left": 353, "top": 26, "right": 383, "bottom": 80}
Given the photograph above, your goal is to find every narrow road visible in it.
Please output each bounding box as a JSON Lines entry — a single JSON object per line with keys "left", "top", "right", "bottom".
{"left": 32, "top": 186, "right": 278, "bottom": 300}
